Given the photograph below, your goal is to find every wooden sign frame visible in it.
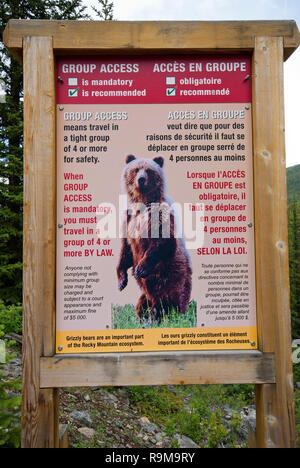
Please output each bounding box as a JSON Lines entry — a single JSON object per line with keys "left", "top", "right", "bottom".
{"left": 3, "top": 19, "right": 300, "bottom": 448}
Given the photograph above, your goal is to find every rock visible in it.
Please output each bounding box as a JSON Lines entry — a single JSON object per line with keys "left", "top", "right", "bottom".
{"left": 3, "top": 357, "right": 22, "bottom": 379}
{"left": 70, "top": 410, "right": 93, "bottom": 427}
{"left": 167, "top": 385, "right": 176, "bottom": 392}
{"left": 223, "top": 405, "right": 234, "bottom": 419}
{"left": 139, "top": 416, "right": 151, "bottom": 424}
{"left": 78, "top": 427, "right": 96, "bottom": 440}
{"left": 84, "top": 394, "right": 91, "bottom": 402}
{"left": 101, "top": 392, "right": 118, "bottom": 405}
{"left": 223, "top": 404, "right": 256, "bottom": 441}
{"left": 296, "top": 382, "right": 300, "bottom": 390}
{"left": 175, "top": 434, "right": 200, "bottom": 448}
{"left": 145, "top": 423, "right": 158, "bottom": 433}
{"left": 139, "top": 416, "right": 158, "bottom": 433}
{"left": 239, "top": 406, "right": 256, "bottom": 439}
{"left": 8, "top": 358, "right": 22, "bottom": 367}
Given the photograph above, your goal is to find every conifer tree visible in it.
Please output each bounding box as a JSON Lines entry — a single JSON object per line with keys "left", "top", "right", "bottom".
{"left": 92, "top": 0, "right": 114, "bottom": 20}
{"left": 0, "top": 1, "right": 89, "bottom": 303}
{"left": 288, "top": 199, "right": 300, "bottom": 339}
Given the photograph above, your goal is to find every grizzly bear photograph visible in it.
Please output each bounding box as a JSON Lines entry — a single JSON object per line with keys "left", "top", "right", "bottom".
{"left": 116, "top": 154, "right": 193, "bottom": 325}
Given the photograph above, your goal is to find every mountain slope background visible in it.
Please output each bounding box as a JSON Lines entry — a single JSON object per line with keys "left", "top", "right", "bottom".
{"left": 287, "top": 164, "right": 300, "bottom": 202}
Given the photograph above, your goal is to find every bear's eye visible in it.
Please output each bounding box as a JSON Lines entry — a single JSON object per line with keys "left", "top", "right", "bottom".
{"left": 134, "top": 168, "right": 139, "bottom": 174}
{"left": 145, "top": 169, "right": 152, "bottom": 175}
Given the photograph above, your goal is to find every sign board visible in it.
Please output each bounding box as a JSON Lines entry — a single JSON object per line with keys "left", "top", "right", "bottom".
{"left": 3, "top": 19, "right": 299, "bottom": 448}
{"left": 55, "top": 55, "right": 257, "bottom": 354}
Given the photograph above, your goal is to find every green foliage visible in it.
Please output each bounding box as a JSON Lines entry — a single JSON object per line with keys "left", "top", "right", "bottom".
{"left": 127, "top": 386, "right": 183, "bottom": 424}
{"left": 0, "top": 75, "right": 23, "bottom": 303}
{"left": 92, "top": 0, "right": 114, "bottom": 20}
{"left": 222, "top": 384, "right": 255, "bottom": 404}
{"left": 0, "top": 299, "right": 22, "bottom": 334}
{"left": 287, "top": 165, "right": 300, "bottom": 203}
{"left": 295, "top": 389, "right": 300, "bottom": 448}
{"left": 0, "top": 1, "right": 89, "bottom": 304}
{"left": 0, "top": 325, "right": 21, "bottom": 448}
{"left": 287, "top": 165, "right": 300, "bottom": 343}
{"left": 113, "top": 301, "right": 197, "bottom": 329}
{"left": 113, "top": 304, "right": 142, "bottom": 329}
{"left": 0, "top": 0, "right": 92, "bottom": 447}
{"left": 128, "top": 384, "right": 254, "bottom": 448}
{"left": 294, "top": 363, "right": 300, "bottom": 388}
{"left": 288, "top": 200, "right": 300, "bottom": 340}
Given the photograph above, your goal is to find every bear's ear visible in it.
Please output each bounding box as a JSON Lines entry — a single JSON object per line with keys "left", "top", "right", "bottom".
{"left": 125, "top": 154, "right": 136, "bottom": 164}
{"left": 153, "top": 156, "right": 164, "bottom": 168}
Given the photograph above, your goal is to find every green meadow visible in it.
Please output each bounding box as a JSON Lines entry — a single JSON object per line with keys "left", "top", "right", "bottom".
{"left": 113, "top": 300, "right": 197, "bottom": 329}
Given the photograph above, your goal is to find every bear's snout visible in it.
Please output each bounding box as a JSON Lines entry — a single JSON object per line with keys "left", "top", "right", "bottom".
{"left": 137, "top": 175, "right": 146, "bottom": 187}
{"left": 136, "top": 170, "right": 147, "bottom": 191}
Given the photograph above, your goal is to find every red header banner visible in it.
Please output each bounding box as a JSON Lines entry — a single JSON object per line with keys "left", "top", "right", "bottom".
{"left": 56, "top": 55, "right": 251, "bottom": 105}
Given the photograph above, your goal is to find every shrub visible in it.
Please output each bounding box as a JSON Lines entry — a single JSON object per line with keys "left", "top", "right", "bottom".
{"left": 0, "top": 325, "right": 21, "bottom": 448}
{"left": 0, "top": 300, "right": 22, "bottom": 335}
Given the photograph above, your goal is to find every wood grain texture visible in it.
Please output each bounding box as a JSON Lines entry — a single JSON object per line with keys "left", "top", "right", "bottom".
{"left": 40, "top": 351, "right": 275, "bottom": 388}
{"left": 9, "top": 20, "right": 298, "bottom": 449}
{"left": 3, "top": 20, "right": 300, "bottom": 62}
{"left": 248, "top": 421, "right": 257, "bottom": 449}
{"left": 252, "top": 36, "right": 296, "bottom": 448}
{"left": 22, "top": 36, "right": 58, "bottom": 448}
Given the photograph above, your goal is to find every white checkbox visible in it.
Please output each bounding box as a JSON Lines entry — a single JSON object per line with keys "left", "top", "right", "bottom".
{"left": 68, "top": 78, "right": 78, "bottom": 86}
{"left": 166, "top": 77, "right": 176, "bottom": 85}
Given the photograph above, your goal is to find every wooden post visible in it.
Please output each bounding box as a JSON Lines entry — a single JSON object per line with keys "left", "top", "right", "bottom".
{"left": 252, "top": 36, "right": 296, "bottom": 448}
{"left": 22, "top": 36, "right": 58, "bottom": 448}
{"left": 3, "top": 20, "right": 298, "bottom": 449}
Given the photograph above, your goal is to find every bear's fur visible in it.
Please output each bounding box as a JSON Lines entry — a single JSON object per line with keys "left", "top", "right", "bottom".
{"left": 117, "top": 154, "right": 192, "bottom": 322}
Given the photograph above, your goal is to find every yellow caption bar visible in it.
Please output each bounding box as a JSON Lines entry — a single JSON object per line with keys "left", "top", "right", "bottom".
{"left": 56, "top": 327, "right": 257, "bottom": 354}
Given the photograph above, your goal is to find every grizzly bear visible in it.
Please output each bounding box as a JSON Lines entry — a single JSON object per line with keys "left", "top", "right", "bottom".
{"left": 117, "top": 154, "right": 192, "bottom": 323}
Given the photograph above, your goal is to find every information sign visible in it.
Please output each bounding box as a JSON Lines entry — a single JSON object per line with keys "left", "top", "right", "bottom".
{"left": 56, "top": 55, "right": 257, "bottom": 353}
